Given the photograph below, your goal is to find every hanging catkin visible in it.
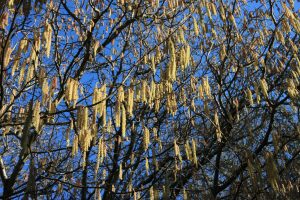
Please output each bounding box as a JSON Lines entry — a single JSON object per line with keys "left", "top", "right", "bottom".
{"left": 167, "top": 39, "right": 177, "bottom": 81}
{"left": 115, "top": 86, "right": 124, "bottom": 127}
{"left": 141, "top": 80, "right": 147, "bottom": 103}
{"left": 265, "top": 152, "right": 280, "bottom": 192}
{"left": 192, "top": 139, "right": 198, "bottom": 166}
{"left": 127, "top": 86, "right": 134, "bottom": 117}
{"left": 143, "top": 126, "right": 150, "bottom": 151}
{"left": 193, "top": 17, "right": 199, "bottom": 36}
{"left": 260, "top": 78, "right": 268, "bottom": 98}
{"left": 174, "top": 139, "right": 182, "bottom": 163}
{"left": 3, "top": 42, "right": 12, "bottom": 69}
{"left": 43, "top": 20, "right": 52, "bottom": 57}
{"left": 184, "top": 140, "right": 192, "bottom": 161}
{"left": 121, "top": 104, "right": 126, "bottom": 138}
{"left": 203, "top": 76, "right": 212, "bottom": 98}
{"left": 246, "top": 88, "right": 253, "bottom": 105}
{"left": 253, "top": 82, "right": 261, "bottom": 104}
{"left": 65, "top": 78, "right": 79, "bottom": 104}
{"left": 145, "top": 157, "right": 149, "bottom": 176}
{"left": 72, "top": 135, "right": 78, "bottom": 156}
{"left": 33, "top": 101, "right": 41, "bottom": 131}
{"left": 119, "top": 163, "right": 123, "bottom": 180}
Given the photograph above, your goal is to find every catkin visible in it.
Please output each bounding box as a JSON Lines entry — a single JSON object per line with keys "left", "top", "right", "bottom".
{"left": 115, "top": 86, "right": 124, "bottom": 127}
{"left": 184, "top": 140, "right": 192, "bottom": 161}
{"left": 141, "top": 80, "right": 147, "bottom": 103}
{"left": 121, "top": 104, "right": 126, "bottom": 138}
{"left": 167, "top": 39, "right": 177, "bottom": 81}
{"left": 43, "top": 20, "right": 52, "bottom": 57}
{"left": 259, "top": 78, "right": 268, "bottom": 98}
{"left": 214, "top": 112, "right": 222, "bottom": 142}
{"left": 3, "top": 44, "right": 12, "bottom": 69}
{"left": 246, "top": 88, "right": 253, "bottom": 105}
{"left": 174, "top": 139, "right": 182, "bottom": 163}
{"left": 42, "top": 79, "right": 49, "bottom": 105}
{"left": 119, "top": 163, "right": 123, "bottom": 180}
{"left": 203, "top": 76, "right": 212, "bottom": 98}
{"left": 193, "top": 17, "right": 199, "bottom": 36}
{"left": 127, "top": 86, "right": 134, "bottom": 117}
{"left": 145, "top": 157, "right": 149, "bottom": 176}
{"left": 72, "top": 135, "right": 78, "bottom": 156}
{"left": 229, "top": 12, "right": 237, "bottom": 28}
{"left": 253, "top": 82, "right": 261, "bottom": 104}
{"left": 192, "top": 139, "right": 198, "bottom": 166}
{"left": 33, "top": 101, "right": 41, "bottom": 131}
{"left": 143, "top": 126, "right": 150, "bottom": 151}
{"left": 65, "top": 78, "right": 79, "bottom": 104}
{"left": 265, "top": 152, "right": 280, "bottom": 192}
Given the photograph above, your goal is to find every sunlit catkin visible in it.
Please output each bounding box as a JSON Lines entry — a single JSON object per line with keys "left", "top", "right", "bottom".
{"left": 121, "top": 104, "right": 126, "bottom": 138}
{"left": 229, "top": 12, "right": 237, "bottom": 28}
{"left": 72, "top": 135, "right": 78, "bottom": 157}
{"left": 214, "top": 112, "right": 222, "bottom": 142}
{"left": 143, "top": 126, "right": 150, "bottom": 151}
{"left": 246, "top": 88, "right": 253, "bottom": 105}
{"left": 184, "top": 140, "right": 192, "bottom": 161}
{"left": 192, "top": 139, "right": 198, "bottom": 167}
{"left": 33, "top": 101, "right": 41, "bottom": 131}
{"left": 43, "top": 20, "right": 52, "bottom": 57}
{"left": 167, "top": 39, "right": 177, "bottom": 81}
{"left": 127, "top": 86, "right": 134, "bottom": 117}
{"left": 193, "top": 17, "right": 199, "bottom": 36}
{"left": 145, "top": 157, "right": 149, "bottom": 176}
{"left": 119, "top": 163, "right": 123, "bottom": 180}
{"left": 253, "top": 82, "right": 261, "bottom": 104}
{"left": 115, "top": 86, "right": 124, "bottom": 127}
{"left": 259, "top": 78, "right": 268, "bottom": 98}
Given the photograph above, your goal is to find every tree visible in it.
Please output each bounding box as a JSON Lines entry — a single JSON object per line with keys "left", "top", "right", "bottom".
{"left": 0, "top": 0, "right": 300, "bottom": 199}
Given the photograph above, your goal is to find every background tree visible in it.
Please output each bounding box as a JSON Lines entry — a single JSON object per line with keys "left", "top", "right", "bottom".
{"left": 0, "top": 0, "right": 300, "bottom": 199}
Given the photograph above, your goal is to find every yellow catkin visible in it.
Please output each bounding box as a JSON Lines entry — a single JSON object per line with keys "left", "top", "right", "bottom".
{"left": 229, "top": 12, "right": 237, "bottom": 28}
{"left": 145, "top": 157, "right": 149, "bottom": 176}
{"left": 151, "top": 55, "right": 156, "bottom": 74}
{"left": 33, "top": 101, "right": 41, "bottom": 131}
{"left": 31, "top": 31, "right": 41, "bottom": 69}
{"left": 184, "top": 141, "right": 192, "bottom": 161}
{"left": 260, "top": 78, "right": 268, "bottom": 98}
{"left": 220, "top": 44, "right": 226, "bottom": 60}
{"left": 193, "top": 17, "right": 199, "bottom": 36}
{"left": 174, "top": 139, "right": 182, "bottom": 163}
{"left": 127, "top": 86, "right": 134, "bottom": 117}
{"left": 141, "top": 80, "right": 147, "bottom": 103}
{"left": 43, "top": 20, "right": 52, "bottom": 57}
{"left": 167, "top": 39, "right": 176, "bottom": 81}
{"left": 3, "top": 44, "right": 12, "bottom": 69}
{"left": 219, "top": 5, "right": 226, "bottom": 22}
{"left": 95, "top": 138, "right": 102, "bottom": 176}
{"left": 121, "top": 104, "right": 126, "bottom": 138}
{"left": 253, "top": 82, "right": 261, "bottom": 104}
{"left": 246, "top": 88, "right": 253, "bottom": 105}
{"left": 65, "top": 78, "right": 79, "bottom": 104}
{"left": 214, "top": 112, "right": 222, "bottom": 142}
{"left": 183, "top": 189, "right": 188, "bottom": 200}
{"left": 93, "top": 84, "right": 107, "bottom": 125}
{"left": 143, "top": 126, "right": 150, "bottom": 151}
{"left": 198, "top": 84, "right": 204, "bottom": 99}
{"left": 203, "top": 76, "right": 212, "bottom": 98}
{"left": 149, "top": 186, "right": 154, "bottom": 200}
{"left": 72, "top": 135, "right": 78, "bottom": 156}
{"left": 265, "top": 152, "right": 280, "bottom": 192}
{"left": 42, "top": 80, "right": 49, "bottom": 105}
{"left": 192, "top": 139, "right": 198, "bottom": 166}
{"left": 115, "top": 86, "right": 124, "bottom": 127}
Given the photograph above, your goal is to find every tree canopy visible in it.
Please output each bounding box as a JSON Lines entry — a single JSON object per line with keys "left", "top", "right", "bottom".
{"left": 0, "top": 0, "right": 300, "bottom": 199}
